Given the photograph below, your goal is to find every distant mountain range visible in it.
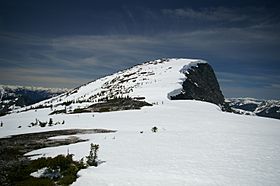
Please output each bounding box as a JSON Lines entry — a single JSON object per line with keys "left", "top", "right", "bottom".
{"left": 227, "top": 98, "right": 280, "bottom": 120}
{"left": 0, "top": 85, "right": 67, "bottom": 116}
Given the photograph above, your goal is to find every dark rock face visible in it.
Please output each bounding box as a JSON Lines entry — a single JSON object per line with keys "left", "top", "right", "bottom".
{"left": 170, "top": 63, "right": 231, "bottom": 111}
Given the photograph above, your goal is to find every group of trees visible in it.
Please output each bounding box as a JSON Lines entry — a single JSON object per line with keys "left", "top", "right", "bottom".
{"left": 29, "top": 118, "right": 65, "bottom": 128}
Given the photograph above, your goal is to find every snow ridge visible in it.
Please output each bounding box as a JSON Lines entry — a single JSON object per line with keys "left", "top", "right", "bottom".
{"left": 24, "top": 58, "right": 206, "bottom": 113}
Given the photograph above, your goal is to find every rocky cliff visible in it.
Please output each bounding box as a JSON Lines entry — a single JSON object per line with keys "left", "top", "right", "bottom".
{"left": 170, "top": 63, "right": 231, "bottom": 111}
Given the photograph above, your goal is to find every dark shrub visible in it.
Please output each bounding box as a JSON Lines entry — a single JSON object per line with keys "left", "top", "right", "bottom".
{"left": 86, "top": 143, "right": 99, "bottom": 166}
{"left": 151, "top": 126, "right": 158, "bottom": 133}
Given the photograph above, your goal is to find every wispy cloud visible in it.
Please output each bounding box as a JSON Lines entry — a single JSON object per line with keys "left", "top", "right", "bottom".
{"left": 217, "top": 72, "right": 280, "bottom": 82}
{"left": 217, "top": 72, "right": 280, "bottom": 99}
{"left": 1, "top": 30, "right": 279, "bottom": 84}
{"left": 221, "top": 86, "right": 280, "bottom": 99}
{"left": 161, "top": 7, "right": 276, "bottom": 26}
{"left": 162, "top": 7, "right": 248, "bottom": 22}
{"left": 265, "top": 83, "right": 280, "bottom": 89}
{"left": 0, "top": 66, "right": 91, "bottom": 88}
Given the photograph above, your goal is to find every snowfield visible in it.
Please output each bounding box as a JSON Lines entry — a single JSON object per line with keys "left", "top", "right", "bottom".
{"left": 0, "top": 58, "right": 280, "bottom": 185}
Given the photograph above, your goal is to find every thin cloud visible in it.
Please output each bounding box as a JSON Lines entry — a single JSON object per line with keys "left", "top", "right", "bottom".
{"left": 266, "top": 84, "right": 280, "bottom": 89}
{"left": 218, "top": 72, "right": 280, "bottom": 99}
{"left": 0, "top": 67, "right": 90, "bottom": 88}
{"left": 162, "top": 7, "right": 248, "bottom": 22}
{"left": 161, "top": 7, "right": 274, "bottom": 25}
{"left": 222, "top": 86, "right": 280, "bottom": 99}
{"left": 217, "top": 72, "right": 280, "bottom": 82}
{"left": 218, "top": 79, "right": 234, "bottom": 83}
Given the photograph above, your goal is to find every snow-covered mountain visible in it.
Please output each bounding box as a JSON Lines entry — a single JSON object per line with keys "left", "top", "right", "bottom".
{"left": 227, "top": 98, "right": 280, "bottom": 119}
{"left": 17, "top": 58, "right": 229, "bottom": 115}
{"left": 1, "top": 58, "right": 280, "bottom": 186}
{"left": 0, "top": 85, "right": 67, "bottom": 116}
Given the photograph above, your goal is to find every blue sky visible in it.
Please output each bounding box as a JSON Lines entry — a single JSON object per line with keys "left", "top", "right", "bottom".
{"left": 0, "top": 0, "right": 280, "bottom": 99}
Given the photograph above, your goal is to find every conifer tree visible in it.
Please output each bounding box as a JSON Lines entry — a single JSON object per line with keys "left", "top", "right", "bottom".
{"left": 86, "top": 143, "right": 99, "bottom": 167}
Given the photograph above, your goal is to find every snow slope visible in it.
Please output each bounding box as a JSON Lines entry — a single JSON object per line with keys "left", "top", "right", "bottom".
{"left": 0, "top": 58, "right": 280, "bottom": 185}
{"left": 17, "top": 58, "right": 205, "bottom": 113}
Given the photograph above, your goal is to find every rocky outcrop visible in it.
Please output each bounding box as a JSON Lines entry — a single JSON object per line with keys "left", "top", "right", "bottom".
{"left": 170, "top": 63, "right": 231, "bottom": 111}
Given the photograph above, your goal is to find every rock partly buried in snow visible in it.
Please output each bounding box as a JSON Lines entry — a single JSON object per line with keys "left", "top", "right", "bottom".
{"left": 170, "top": 63, "right": 231, "bottom": 111}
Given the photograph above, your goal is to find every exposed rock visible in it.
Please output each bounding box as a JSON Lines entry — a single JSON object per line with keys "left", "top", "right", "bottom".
{"left": 170, "top": 63, "right": 231, "bottom": 111}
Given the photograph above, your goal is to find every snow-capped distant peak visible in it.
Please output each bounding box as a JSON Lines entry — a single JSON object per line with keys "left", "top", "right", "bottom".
{"left": 227, "top": 97, "right": 280, "bottom": 119}
{"left": 0, "top": 84, "right": 68, "bottom": 93}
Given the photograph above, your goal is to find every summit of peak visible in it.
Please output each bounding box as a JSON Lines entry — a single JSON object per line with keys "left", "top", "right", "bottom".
{"left": 18, "top": 58, "right": 223, "bottom": 114}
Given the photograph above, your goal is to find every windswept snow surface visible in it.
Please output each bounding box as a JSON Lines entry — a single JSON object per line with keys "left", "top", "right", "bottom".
{"left": 0, "top": 59, "right": 280, "bottom": 185}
